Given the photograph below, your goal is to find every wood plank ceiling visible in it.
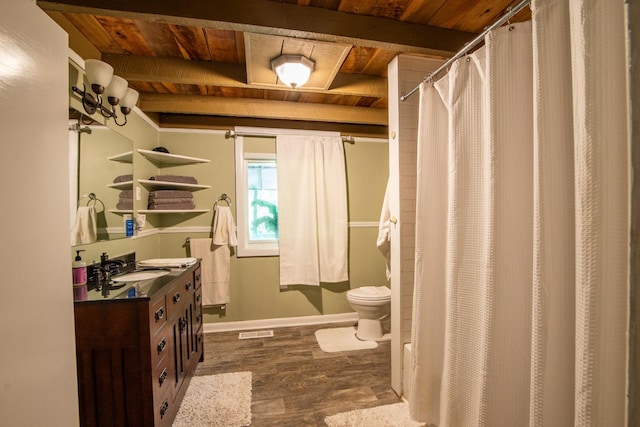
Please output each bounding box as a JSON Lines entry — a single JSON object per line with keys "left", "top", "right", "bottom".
{"left": 38, "top": 0, "right": 531, "bottom": 136}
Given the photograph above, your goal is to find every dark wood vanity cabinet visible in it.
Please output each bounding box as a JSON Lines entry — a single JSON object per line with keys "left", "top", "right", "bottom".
{"left": 74, "top": 264, "right": 203, "bottom": 427}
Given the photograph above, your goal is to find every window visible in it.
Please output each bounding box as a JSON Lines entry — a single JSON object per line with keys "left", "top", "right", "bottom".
{"left": 235, "top": 135, "right": 279, "bottom": 257}
{"left": 246, "top": 158, "right": 278, "bottom": 241}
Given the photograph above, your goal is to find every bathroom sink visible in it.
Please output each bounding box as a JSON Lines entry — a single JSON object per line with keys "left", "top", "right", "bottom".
{"left": 112, "top": 269, "right": 170, "bottom": 283}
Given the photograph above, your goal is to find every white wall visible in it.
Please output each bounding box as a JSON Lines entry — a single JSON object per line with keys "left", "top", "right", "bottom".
{"left": 387, "top": 55, "right": 443, "bottom": 394}
{"left": 627, "top": 0, "right": 640, "bottom": 424}
{"left": 0, "top": 1, "right": 79, "bottom": 425}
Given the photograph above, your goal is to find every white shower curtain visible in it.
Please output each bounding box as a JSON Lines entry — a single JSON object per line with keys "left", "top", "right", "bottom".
{"left": 276, "top": 134, "right": 349, "bottom": 286}
{"left": 410, "top": 0, "right": 629, "bottom": 426}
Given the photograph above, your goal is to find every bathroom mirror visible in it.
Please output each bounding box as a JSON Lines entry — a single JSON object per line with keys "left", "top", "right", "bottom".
{"left": 70, "top": 108, "right": 133, "bottom": 246}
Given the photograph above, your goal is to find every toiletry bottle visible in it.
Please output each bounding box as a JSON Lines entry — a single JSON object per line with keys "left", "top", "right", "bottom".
{"left": 72, "top": 250, "right": 87, "bottom": 286}
{"left": 124, "top": 214, "right": 134, "bottom": 237}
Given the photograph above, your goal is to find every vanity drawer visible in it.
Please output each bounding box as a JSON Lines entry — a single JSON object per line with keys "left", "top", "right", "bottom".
{"left": 149, "top": 294, "right": 167, "bottom": 334}
{"left": 195, "top": 327, "right": 204, "bottom": 359}
{"left": 166, "top": 275, "right": 194, "bottom": 320}
{"left": 151, "top": 324, "right": 171, "bottom": 369}
{"left": 183, "top": 274, "right": 195, "bottom": 293}
{"left": 155, "top": 387, "right": 175, "bottom": 427}
{"left": 194, "top": 266, "right": 202, "bottom": 290}
{"left": 165, "top": 283, "right": 181, "bottom": 320}
{"left": 152, "top": 355, "right": 175, "bottom": 407}
{"left": 194, "top": 287, "right": 203, "bottom": 330}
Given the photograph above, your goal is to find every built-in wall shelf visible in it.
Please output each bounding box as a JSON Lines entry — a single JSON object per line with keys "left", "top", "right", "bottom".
{"left": 109, "top": 209, "right": 133, "bottom": 214}
{"left": 137, "top": 179, "right": 210, "bottom": 191}
{"left": 107, "top": 151, "right": 133, "bottom": 163}
{"left": 138, "top": 209, "right": 210, "bottom": 214}
{"left": 137, "top": 149, "right": 210, "bottom": 166}
{"left": 137, "top": 148, "right": 210, "bottom": 220}
{"left": 107, "top": 180, "right": 133, "bottom": 190}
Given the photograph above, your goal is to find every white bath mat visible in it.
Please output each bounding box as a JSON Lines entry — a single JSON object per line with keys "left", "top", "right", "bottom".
{"left": 173, "top": 371, "right": 252, "bottom": 427}
{"left": 324, "top": 402, "right": 426, "bottom": 427}
{"left": 314, "top": 326, "right": 378, "bottom": 353}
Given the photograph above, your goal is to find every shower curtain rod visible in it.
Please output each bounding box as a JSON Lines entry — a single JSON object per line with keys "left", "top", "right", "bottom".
{"left": 224, "top": 130, "right": 355, "bottom": 144}
{"left": 400, "top": 0, "right": 531, "bottom": 102}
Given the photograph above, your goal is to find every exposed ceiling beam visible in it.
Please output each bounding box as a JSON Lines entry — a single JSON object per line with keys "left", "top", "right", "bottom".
{"left": 103, "top": 54, "right": 388, "bottom": 98}
{"left": 140, "top": 94, "right": 388, "bottom": 125}
{"left": 157, "top": 114, "right": 388, "bottom": 138}
{"left": 37, "top": 0, "right": 476, "bottom": 56}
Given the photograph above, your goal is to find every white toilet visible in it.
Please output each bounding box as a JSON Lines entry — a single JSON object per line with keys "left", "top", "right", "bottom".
{"left": 346, "top": 286, "right": 391, "bottom": 341}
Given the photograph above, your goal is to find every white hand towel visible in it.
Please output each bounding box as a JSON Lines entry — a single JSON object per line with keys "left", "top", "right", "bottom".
{"left": 189, "top": 238, "right": 230, "bottom": 306}
{"left": 377, "top": 180, "right": 391, "bottom": 280}
{"left": 213, "top": 206, "right": 238, "bottom": 247}
{"left": 71, "top": 206, "right": 97, "bottom": 245}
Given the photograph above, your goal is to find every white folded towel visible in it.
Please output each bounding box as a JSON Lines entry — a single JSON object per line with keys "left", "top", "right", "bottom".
{"left": 213, "top": 206, "right": 238, "bottom": 247}
{"left": 71, "top": 206, "right": 97, "bottom": 245}
{"left": 189, "top": 238, "right": 230, "bottom": 306}
{"left": 377, "top": 180, "right": 392, "bottom": 280}
{"left": 138, "top": 258, "right": 198, "bottom": 268}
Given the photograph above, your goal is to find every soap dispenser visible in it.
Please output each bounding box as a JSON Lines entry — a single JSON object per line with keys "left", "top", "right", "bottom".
{"left": 72, "top": 250, "right": 87, "bottom": 286}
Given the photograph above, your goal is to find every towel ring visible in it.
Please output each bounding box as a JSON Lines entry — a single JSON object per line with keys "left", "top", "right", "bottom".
{"left": 80, "top": 192, "right": 105, "bottom": 212}
{"left": 215, "top": 193, "right": 232, "bottom": 207}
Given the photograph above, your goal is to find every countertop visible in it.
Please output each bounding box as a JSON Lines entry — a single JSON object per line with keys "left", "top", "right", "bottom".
{"left": 74, "top": 262, "right": 200, "bottom": 302}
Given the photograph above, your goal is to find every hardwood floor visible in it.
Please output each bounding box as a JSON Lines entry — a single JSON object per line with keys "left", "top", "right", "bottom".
{"left": 194, "top": 322, "right": 402, "bottom": 426}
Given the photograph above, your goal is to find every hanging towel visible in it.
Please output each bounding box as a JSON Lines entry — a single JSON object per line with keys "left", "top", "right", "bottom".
{"left": 377, "top": 179, "right": 392, "bottom": 280}
{"left": 189, "top": 238, "right": 231, "bottom": 306}
{"left": 213, "top": 206, "right": 238, "bottom": 247}
{"left": 70, "top": 206, "right": 97, "bottom": 245}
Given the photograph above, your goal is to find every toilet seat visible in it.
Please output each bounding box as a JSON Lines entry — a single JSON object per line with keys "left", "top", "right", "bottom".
{"left": 347, "top": 286, "right": 391, "bottom": 302}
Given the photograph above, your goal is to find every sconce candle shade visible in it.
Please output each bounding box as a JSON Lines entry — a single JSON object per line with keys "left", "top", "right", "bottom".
{"left": 84, "top": 59, "right": 113, "bottom": 94}
{"left": 104, "top": 75, "right": 128, "bottom": 106}
{"left": 271, "top": 54, "right": 315, "bottom": 89}
{"left": 119, "top": 88, "right": 139, "bottom": 115}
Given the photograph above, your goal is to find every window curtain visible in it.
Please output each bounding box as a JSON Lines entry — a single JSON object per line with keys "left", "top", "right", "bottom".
{"left": 276, "top": 135, "right": 348, "bottom": 286}
{"left": 410, "top": 0, "right": 629, "bottom": 425}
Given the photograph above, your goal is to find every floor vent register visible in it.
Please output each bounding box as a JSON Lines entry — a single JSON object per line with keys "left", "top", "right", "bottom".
{"left": 238, "top": 330, "right": 275, "bottom": 340}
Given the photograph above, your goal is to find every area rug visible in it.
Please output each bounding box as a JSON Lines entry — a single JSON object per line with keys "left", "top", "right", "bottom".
{"left": 314, "top": 326, "right": 378, "bottom": 353}
{"left": 324, "top": 402, "right": 426, "bottom": 427}
{"left": 173, "top": 371, "right": 252, "bottom": 427}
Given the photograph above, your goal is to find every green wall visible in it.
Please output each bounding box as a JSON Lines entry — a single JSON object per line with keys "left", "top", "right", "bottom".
{"left": 153, "top": 132, "right": 390, "bottom": 323}
{"left": 70, "top": 59, "right": 390, "bottom": 324}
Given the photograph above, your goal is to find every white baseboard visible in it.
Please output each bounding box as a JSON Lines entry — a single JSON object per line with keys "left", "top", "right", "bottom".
{"left": 203, "top": 312, "right": 358, "bottom": 334}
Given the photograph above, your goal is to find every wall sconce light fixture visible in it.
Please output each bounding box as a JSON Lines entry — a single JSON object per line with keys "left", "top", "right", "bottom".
{"left": 271, "top": 54, "right": 315, "bottom": 89}
{"left": 71, "top": 59, "right": 139, "bottom": 126}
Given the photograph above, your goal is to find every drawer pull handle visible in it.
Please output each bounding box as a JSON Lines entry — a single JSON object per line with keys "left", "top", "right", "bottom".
{"left": 157, "top": 338, "right": 166, "bottom": 354}
{"left": 160, "top": 401, "right": 169, "bottom": 418}
{"left": 196, "top": 314, "right": 201, "bottom": 323}
{"left": 185, "top": 281, "right": 192, "bottom": 290}
{"left": 195, "top": 273, "right": 201, "bottom": 282}
{"left": 155, "top": 307, "right": 164, "bottom": 321}
{"left": 159, "top": 368, "right": 167, "bottom": 386}
{"left": 173, "top": 292, "right": 181, "bottom": 303}
{"left": 196, "top": 294, "right": 201, "bottom": 303}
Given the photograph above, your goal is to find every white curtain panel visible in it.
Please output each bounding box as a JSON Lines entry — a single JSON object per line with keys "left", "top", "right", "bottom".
{"left": 276, "top": 135, "right": 349, "bottom": 286}
{"left": 410, "top": 83, "right": 448, "bottom": 424}
{"left": 410, "top": 0, "right": 629, "bottom": 426}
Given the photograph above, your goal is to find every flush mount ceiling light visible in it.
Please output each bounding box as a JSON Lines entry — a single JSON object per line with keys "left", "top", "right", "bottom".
{"left": 71, "top": 59, "right": 139, "bottom": 126}
{"left": 271, "top": 54, "right": 315, "bottom": 89}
